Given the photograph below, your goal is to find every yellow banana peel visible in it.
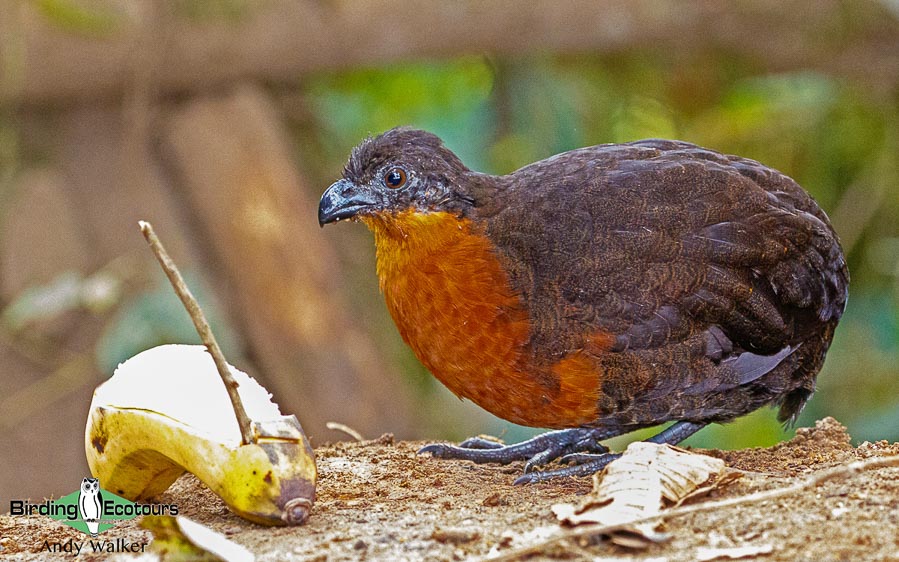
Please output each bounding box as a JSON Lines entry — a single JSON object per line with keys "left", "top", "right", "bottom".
{"left": 85, "top": 344, "right": 315, "bottom": 525}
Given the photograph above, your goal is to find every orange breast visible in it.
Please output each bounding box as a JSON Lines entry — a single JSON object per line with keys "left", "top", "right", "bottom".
{"left": 361, "top": 210, "right": 604, "bottom": 428}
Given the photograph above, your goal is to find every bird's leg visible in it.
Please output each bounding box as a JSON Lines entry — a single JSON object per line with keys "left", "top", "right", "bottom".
{"left": 418, "top": 427, "right": 619, "bottom": 468}
{"left": 513, "top": 420, "right": 708, "bottom": 485}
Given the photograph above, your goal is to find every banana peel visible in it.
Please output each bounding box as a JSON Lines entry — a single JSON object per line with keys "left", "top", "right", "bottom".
{"left": 85, "top": 344, "right": 316, "bottom": 525}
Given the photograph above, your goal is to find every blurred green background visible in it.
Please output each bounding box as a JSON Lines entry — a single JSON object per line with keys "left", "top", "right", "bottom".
{"left": 1, "top": 0, "right": 897, "bottom": 500}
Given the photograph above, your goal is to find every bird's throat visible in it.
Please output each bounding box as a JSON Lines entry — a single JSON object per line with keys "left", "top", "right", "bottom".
{"left": 361, "top": 210, "right": 476, "bottom": 283}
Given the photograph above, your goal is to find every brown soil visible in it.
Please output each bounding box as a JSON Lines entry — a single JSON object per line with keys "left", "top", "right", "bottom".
{"left": 2, "top": 417, "right": 898, "bottom": 561}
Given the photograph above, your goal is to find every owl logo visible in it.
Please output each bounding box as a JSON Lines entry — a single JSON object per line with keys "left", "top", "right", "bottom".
{"left": 78, "top": 477, "right": 103, "bottom": 537}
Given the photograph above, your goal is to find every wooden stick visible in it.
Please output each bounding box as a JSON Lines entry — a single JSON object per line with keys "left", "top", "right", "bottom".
{"left": 489, "top": 454, "right": 899, "bottom": 561}
{"left": 138, "top": 220, "right": 254, "bottom": 445}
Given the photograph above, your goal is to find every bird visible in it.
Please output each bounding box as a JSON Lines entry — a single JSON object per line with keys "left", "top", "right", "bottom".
{"left": 318, "top": 127, "right": 848, "bottom": 484}
{"left": 78, "top": 477, "right": 103, "bottom": 537}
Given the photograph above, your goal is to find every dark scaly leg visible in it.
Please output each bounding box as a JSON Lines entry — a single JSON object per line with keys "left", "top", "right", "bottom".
{"left": 513, "top": 420, "right": 708, "bottom": 485}
{"left": 418, "top": 427, "right": 619, "bottom": 469}
{"left": 456, "top": 436, "right": 506, "bottom": 449}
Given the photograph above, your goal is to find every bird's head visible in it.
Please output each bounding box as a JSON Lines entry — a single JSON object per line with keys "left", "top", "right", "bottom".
{"left": 318, "top": 127, "right": 478, "bottom": 227}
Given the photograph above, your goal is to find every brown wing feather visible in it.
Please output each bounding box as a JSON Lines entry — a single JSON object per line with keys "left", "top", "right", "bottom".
{"left": 477, "top": 140, "right": 847, "bottom": 425}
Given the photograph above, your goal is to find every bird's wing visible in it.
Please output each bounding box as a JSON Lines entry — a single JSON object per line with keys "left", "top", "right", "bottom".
{"left": 483, "top": 140, "right": 847, "bottom": 390}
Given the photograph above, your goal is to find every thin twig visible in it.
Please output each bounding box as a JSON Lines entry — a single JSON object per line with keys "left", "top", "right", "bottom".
{"left": 326, "top": 421, "right": 365, "bottom": 442}
{"left": 139, "top": 220, "right": 254, "bottom": 445}
{"left": 489, "top": 454, "right": 899, "bottom": 561}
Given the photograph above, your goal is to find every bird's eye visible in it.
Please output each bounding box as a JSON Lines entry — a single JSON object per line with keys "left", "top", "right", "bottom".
{"left": 383, "top": 167, "right": 407, "bottom": 189}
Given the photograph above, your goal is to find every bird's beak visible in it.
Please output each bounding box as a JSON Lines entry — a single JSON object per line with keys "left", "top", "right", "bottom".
{"left": 318, "top": 179, "right": 379, "bottom": 226}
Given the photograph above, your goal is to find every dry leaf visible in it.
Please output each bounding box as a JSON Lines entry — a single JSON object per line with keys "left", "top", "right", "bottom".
{"left": 552, "top": 442, "right": 735, "bottom": 546}
{"left": 674, "top": 470, "right": 743, "bottom": 507}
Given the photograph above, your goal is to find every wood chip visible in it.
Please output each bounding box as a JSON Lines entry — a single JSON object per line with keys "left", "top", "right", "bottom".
{"left": 431, "top": 528, "right": 480, "bottom": 544}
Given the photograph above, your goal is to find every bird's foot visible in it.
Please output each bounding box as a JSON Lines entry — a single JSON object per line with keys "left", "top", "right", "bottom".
{"left": 514, "top": 420, "right": 709, "bottom": 484}
{"left": 513, "top": 452, "right": 622, "bottom": 484}
{"left": 420, "top": 421, "right": 710, "bottom": 484}
{"left": 418, "top": 427, "right": 614, "bottom": 475}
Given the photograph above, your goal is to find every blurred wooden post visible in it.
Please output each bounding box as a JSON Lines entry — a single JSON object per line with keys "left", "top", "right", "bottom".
{"left": 161, "top": 84, "right": 416, "bottom": 439}
{"left": 0, "top": 105, "right": 203, "bottom": 500}
{"left": 3, "top": 0, "right": 898, "bottom": 106}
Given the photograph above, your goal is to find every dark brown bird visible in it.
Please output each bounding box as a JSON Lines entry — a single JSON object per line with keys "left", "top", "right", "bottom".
{"left": 318, "top": 128, "right": 848, "bottom": 483}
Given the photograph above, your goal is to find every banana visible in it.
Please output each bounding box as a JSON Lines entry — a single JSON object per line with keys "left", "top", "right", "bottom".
{"left": 85, "top": 344, "right": 316, "bottom": 525}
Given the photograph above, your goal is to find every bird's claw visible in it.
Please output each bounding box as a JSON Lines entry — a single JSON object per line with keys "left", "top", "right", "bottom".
{"left": 417, "top": 441, "right": 530, "bottom": 465}
{"left": 417, "top": 442, "right": 468, "bottom": 459}
{"left": 418, "top": 427, "right": 614, "bottom": 471}
{"left": 512, "top": 421, "right": 711, "bottom": 483}
{"left": 513, "top": 453, "right": 622, "bottom": 485}
{"left": 523, "top": 448, "right": 564, "bottom": 473}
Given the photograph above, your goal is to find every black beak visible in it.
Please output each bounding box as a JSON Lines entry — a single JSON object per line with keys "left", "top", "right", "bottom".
{"left": 318, "top": 179, "right": 379, "bottom": 226}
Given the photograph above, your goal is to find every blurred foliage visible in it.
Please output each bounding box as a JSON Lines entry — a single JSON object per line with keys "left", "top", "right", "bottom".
{"left": 306, "top": 57, "right": 496, "bottom": 173}
{"left": 2, "top": 269, "right": 121, "bottom": 333}
{"left": 0, "top": 117, "right": 20, "bottom": 215}
{"left": 299, "top": 52, "right": 899, "bottom": 448}
{"left": 29, "top": 0, "right": 119, "bottom": 36}
{"left": 171, "top": 0, "right": 253, "bottom": 23}
{"left": 96, "top": 270, "right": 242, "bottom": 375}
